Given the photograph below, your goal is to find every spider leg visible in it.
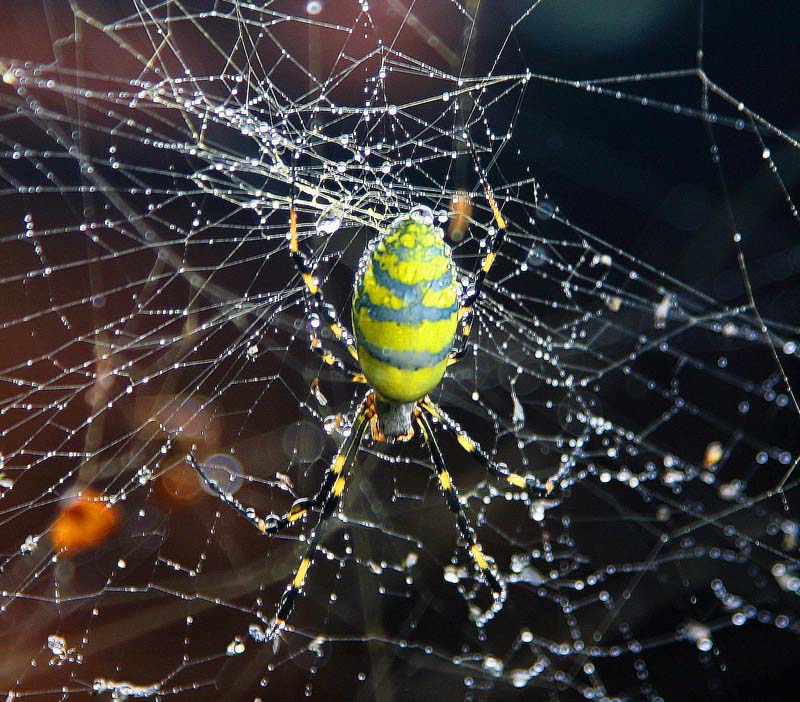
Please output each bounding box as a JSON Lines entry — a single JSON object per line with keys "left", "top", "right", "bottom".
{"left": 309, "top": 342, "right": 368, "bottom": 385}
{"left": 448, "top": 135, "right": 509, "bottom": 366}
{"left": 185, "top": 450, "right": 330, "bottom": 535}
{"left": 287, "top": 176, "right": 367, "bottom": 399}
{"left": 185, "top": 394, "right": 371, "bottom": 535}
{"left": 288, "top": 186, "right": 359, "bottom": 363}
{"left": 265, "top": 393, "right": 374, "bottom": 640}
{"left": 420, "top": 397, "right": 548, "bottom": 494}
{"left": 416, "top": 410, "right": 503, "bottom": 597}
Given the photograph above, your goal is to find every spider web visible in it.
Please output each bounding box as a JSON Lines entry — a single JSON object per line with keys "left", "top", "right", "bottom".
{"left": 1, "top": 1, "right": 799, "bottom": 700}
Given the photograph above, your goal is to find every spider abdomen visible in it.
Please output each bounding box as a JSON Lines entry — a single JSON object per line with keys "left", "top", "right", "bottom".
{"left": 352, "top": 209, "right": 459, "bottom": 403}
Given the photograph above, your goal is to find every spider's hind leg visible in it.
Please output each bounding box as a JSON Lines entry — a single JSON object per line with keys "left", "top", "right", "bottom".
{"left": 265, "top": 393, "right": 374, "bottom": 640}
{"left": 416, "top": 409, "right": 503, "bottom": 597}
{"left": 185, "top": 450, "right": 325, "bottom": 535}
{"left": 420, "top": 397, "right": 548, "bottom": 494}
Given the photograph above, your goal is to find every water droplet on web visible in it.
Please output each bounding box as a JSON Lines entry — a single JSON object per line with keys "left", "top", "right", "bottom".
{"left": 482, "top": 656, "right": 504, "bottom": 675}
{"left": 317, "top": 216, "right": 342, "bottom": 235}
{"left": 527, "top": 245, "right": 546, "bottom": 266}
{"left": 407, "top": 205, "right": 434, "bottom": 225}
{"left": 282, "top": 421, "right": 325, "bottom": 463}
{"left": 536, "top": 199, "right": 555, "bottom": 219}
{"left": 226, "top": 638, "right": 246, "bottom": 655}
{"left": 200, "top": 454, "right": 244, "bottom": 496}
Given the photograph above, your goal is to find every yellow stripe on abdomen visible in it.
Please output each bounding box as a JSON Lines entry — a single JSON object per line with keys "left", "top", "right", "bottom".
{"left": 352, "top": 213, "right": 459, "bottom": 403}
{"left": 358, "top": 352, "right": 450, "bottom": 403}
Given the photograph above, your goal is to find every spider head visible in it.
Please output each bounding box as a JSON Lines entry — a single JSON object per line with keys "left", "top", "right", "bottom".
{"left": 373, "top": 395, "right": 417, "bottom": 441}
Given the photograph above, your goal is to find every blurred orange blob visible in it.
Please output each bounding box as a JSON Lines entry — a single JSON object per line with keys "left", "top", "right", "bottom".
{"left": 447, "top": 191, "right": 472, "bottom": 243}
{"left": 704, "top": 441, "right": 724, "bottom": 468}
{"left": 51, "top": 489, "right": 120, "bottom": 555}
{"left": 157, "top": 463, "right": 204, "bottom": 505}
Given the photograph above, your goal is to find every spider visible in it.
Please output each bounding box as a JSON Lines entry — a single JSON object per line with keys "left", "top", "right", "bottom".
{"left": 188, "top": 138, "right": 546, "bottom": 641}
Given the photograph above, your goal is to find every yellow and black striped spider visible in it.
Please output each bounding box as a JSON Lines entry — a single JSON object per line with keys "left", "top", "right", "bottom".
{"left": 189, "top": 139, "right": 546, "bottom": 640}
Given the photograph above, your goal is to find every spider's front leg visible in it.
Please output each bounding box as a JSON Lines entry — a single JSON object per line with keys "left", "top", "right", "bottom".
{"left": 288, "top": 195, "right": 360, "bottom": 364}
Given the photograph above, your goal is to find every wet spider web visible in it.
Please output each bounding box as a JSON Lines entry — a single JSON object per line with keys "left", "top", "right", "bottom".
{"left": 0, "top": 1, "right": 799, "bottom": 700}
